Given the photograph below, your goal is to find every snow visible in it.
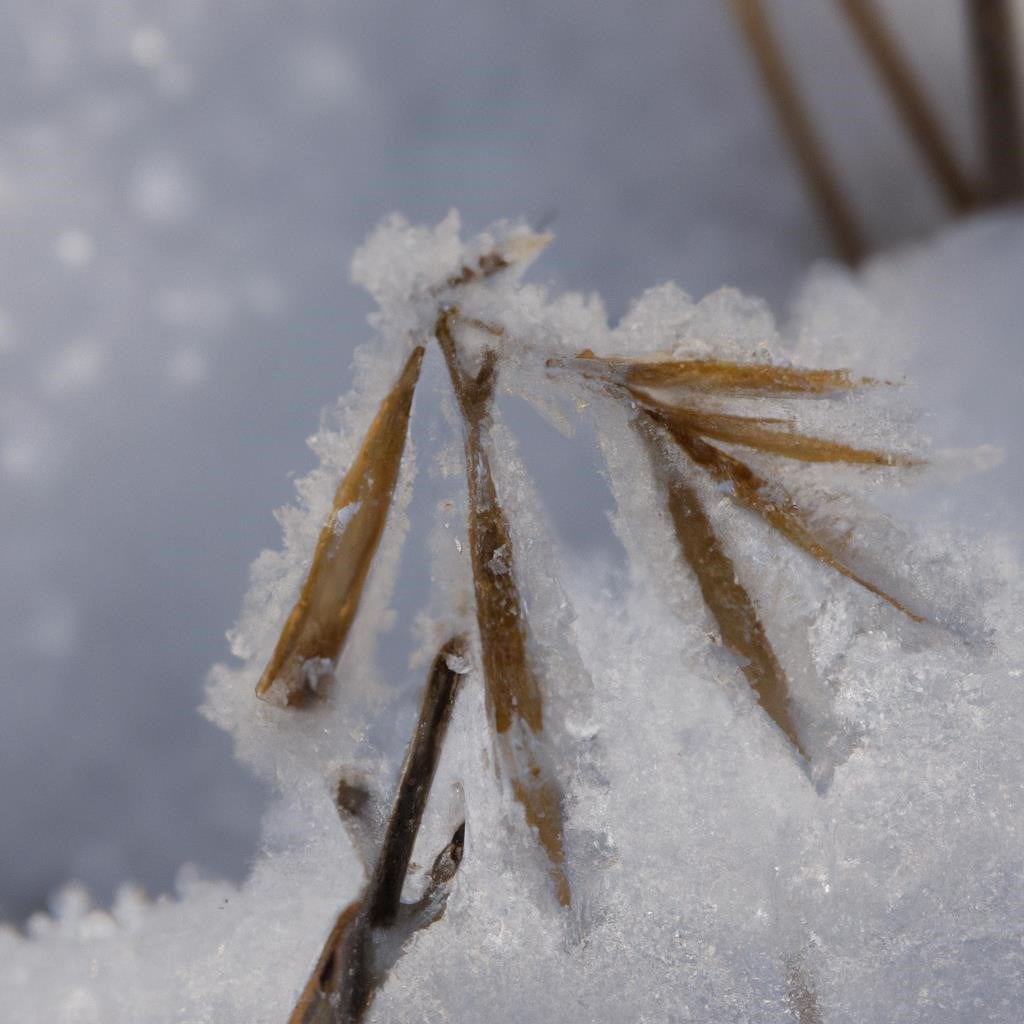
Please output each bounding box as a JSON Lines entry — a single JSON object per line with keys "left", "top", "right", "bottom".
{"left": 3, "top": 211, "right": 1024, "bottom": 1021}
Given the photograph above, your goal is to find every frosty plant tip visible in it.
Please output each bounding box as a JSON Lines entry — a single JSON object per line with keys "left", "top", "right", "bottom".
{"left": 253, "top": 214, "right": 932, "bottom": 1021}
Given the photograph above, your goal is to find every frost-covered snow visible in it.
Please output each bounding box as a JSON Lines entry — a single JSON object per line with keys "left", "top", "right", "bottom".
{"left": 4, "top": 213, "right": 1023, "bottom": 1022}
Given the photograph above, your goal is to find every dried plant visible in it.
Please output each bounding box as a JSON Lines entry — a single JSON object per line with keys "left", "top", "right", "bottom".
{"left": 256, "top": 345, "right": 425, "bottom": 707}
{"left": 547, "top": 342, "right": 922, "bottom": 762}
{"left": 288, "top": 638, "right": 466, "bottom": 1024}
{"left": 729, "top": 0, "right": 1024, "bottom": 259}
{"left": 255, "top": 234, "right": 926, "bottom": 1021}
{"left": 837, "top": 0, "right": 979, "bottom": 213}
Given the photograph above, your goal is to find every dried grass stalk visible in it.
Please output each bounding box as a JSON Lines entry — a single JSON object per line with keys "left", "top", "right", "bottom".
{"left": 437, "top": 308, "right": 571, "bottom": 907}
{"left": 553, "top": 351, "right": 871, "bottom": 397}
{"left": 257, "top": 346, "right": 425, "bottom": 707}
{"left": 638, "top": 420, "right": 807, "bottom": 759}
{"left": 558, "top": 346, "right": 925, "bottom": 760}
{"left": 966, "top": 0, "right": 1024, "bottom": 200}
{"left": 289, "top": 637, "right": 467, "bottom": 1024}
{"left": 728, "top": 0, "right": 867, "bottom": 264}
{"left": 838, "top": 0, "right": 980, "bottom": 212}
{"left": 646, "top": 400, "right": 918, "bottom": 466}
{"left": 667, "top": 426, "right": 924, "bottom": 622}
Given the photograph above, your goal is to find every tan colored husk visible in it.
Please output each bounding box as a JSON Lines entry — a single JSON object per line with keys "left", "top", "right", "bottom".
{"left": 644, "top": 399, "right": 919, "bottom": 467}
{"left": 555, "top": 350, "right": 871, "bottom": 396}
{"left": 638, "top": 419, "right": 807, "bottom": 759}
{"left": 256, "top": 345, "right": 425, "bottom": 707}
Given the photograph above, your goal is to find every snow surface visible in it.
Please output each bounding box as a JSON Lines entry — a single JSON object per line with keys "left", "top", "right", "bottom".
{"left": 3, "top": 212, "right": 1023, "bottom": 1022}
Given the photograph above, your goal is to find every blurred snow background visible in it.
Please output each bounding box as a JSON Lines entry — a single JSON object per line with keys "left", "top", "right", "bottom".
{"left": 1, "top": 0, "right": 1021, "bottom": 922}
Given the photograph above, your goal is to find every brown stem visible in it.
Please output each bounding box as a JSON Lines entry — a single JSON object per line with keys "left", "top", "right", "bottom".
{"left": 966, "top": 0, "right": 1024, "bottom": 201}
{"left": 367, "top": 636, "right": 467, "bottom": 926}
{"left": 289, "top": 637, "right": 467, "bottom": 1024}
{"left": 729, "top": 0, "right": 868, "bottom": 264}
{"left": 838, "top": 0, "right": 981, "bottom": 212}
{"left": 435, "top": 307, "right": 572, "bottom": 907}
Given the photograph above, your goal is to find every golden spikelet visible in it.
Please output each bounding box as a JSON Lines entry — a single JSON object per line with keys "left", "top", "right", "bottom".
{"left": 637, "top": 419, "right": 806, "bottom": 759}
{"left": 556, "top": 350, "right": 872, "bottom": 396}
{"left": 256, "top": 345, "right": 425, "bottom": 707}
{"left": 559, "top": 348, "right": 925, "bottom": 760}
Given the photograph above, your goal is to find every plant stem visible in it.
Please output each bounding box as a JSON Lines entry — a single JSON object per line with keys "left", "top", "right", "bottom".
{"left": 729, "top": 0, "right": 868, "bottom": 265}
{"left": 838, "top": 0, "right": 980, "bottom": 212}
{"left": 966, "top": 0, "right": 1024, "bottom": 201}
{"left": 289, "top": 637, "right": 467, "bottom": 1024}
{"left": 367, "top": 636, "right": 467, "bottom": 927}
{"left": 435, "top": 308, "right": 572, "bottom": 907}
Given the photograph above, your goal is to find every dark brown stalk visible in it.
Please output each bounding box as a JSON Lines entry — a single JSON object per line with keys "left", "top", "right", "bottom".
{"left": 729, "top": 0, "right": 868, "bottom": 264}
{"left": 288, "top": 637, "right": 467, "bottom": 1024}
{"left": 257, "top": 346, "right": 425, "bottom": 707}
{"left": 838, "top": 0, "right": 980, "bottom": 212}
{"left": 367, "top": 635, "right": 466, "bottom": 927}
{"left": 436, "top": 307, "right": 572, "bottom": 908}
{"left": 966, "top": 0, "right": 1024, "bottom": 200}
{"left": 638, "top": 418, "right": 807, "bottom": 760}
{"left": 785, "top": 951, "right": 824, "bottom": 1024}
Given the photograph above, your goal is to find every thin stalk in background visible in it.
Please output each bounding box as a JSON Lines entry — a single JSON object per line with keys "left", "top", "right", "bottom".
{"left": 965, "top": 0, "right": 1024, "bottom": 200}
{"left": 838, "top": 0, "right": 981, "bottom": 212}
{"left": 729, "top": 0, "right": 868, "bottom": 265}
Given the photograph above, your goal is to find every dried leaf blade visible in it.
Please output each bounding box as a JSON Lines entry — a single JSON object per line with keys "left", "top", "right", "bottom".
{"left": 639, "top": 420, "right": 807, "bottom": 760}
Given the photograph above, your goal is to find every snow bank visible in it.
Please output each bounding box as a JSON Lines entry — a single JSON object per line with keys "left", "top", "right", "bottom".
{"left": 4, "top": 213, "right": 1022, "bottom": 1022}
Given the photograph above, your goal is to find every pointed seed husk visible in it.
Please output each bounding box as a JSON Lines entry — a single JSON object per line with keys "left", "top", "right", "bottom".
{"left": 256, "top": 345, "right": 425, "bottom": 707}
{"left": 639, "top": 421, "right": 807, "bottom": 760}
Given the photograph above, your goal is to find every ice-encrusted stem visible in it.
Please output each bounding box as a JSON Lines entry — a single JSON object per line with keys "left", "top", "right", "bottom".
{"left": 838, "top": 0, "right": 980, "bottom": 212}
{"left": 966, "top": 0, "right": 1024, "bottom": 201}
{"left": 728, "top": 0, "right": 867, "bottom": 264}
{"left": 288, "top": 637, "right": 467, "bottom": 1024}
{"left": 435, "top": 306, "right": 572, "bottom": 908}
